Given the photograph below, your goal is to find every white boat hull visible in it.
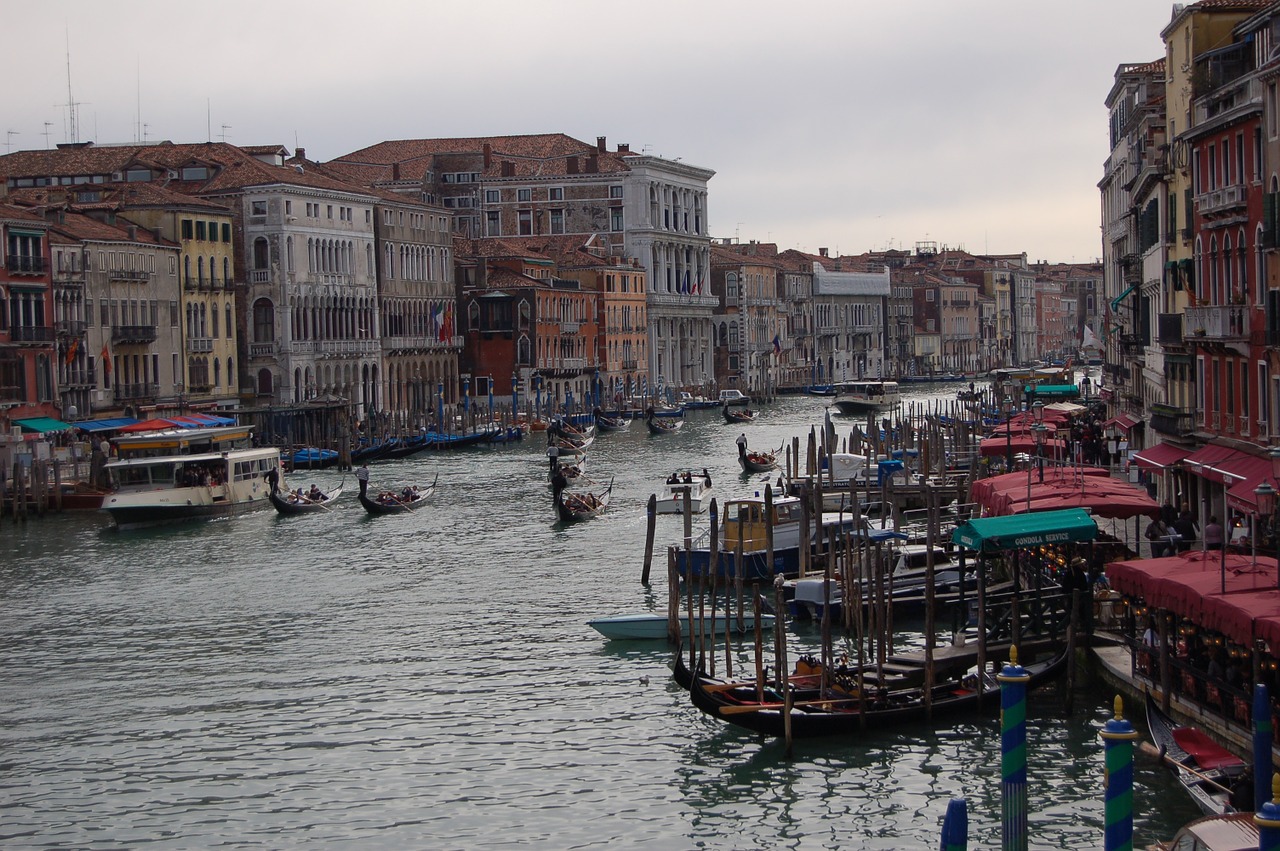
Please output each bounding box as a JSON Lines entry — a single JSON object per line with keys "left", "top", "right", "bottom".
{"left": 587, "top": 612, "right": 775, "bottom": 640}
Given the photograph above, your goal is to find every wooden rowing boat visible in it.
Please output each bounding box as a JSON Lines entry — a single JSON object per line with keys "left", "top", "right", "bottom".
{"left": 553, "top": 476, "right": 612, "bottom": 523}
{"left": 358, "top": 475, "right": 438, "bottom": 515}
{"left": 1145, "top": 694, "right": 1246, "bottom": 816}
{"left": 270, "top": 485, "right": 343, "bottom": 515}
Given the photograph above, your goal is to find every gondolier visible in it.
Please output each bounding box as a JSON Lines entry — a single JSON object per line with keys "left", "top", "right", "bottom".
{"left": 736, "top": 433, "right": 748, "bottom": 457}
{"left": 356, "top": 463, "right": 370, "bottom": 496}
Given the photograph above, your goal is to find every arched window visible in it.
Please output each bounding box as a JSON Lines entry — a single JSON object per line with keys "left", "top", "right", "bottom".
{"left": 226, "top": 304, "right": 233, "bottom": 338}
{"left": 468, "top": 302, "right": 480, "bottom": 331}
{"left": 227, "top": 358, "right": 233, "bottom": 390}
{"left": 258, "top": 368, "right": 274, "bottom": 397}
{"left": 213, "top": 358, "right": 221, "bottom": 387}
{"left": 197, "top": 256, "right": 205, "bottom": 284}
{"left": 184, "top": 254, "right": 191, "bottom": 285}
{"left": 253, "top": 298, "right": 275, "bottom": 342}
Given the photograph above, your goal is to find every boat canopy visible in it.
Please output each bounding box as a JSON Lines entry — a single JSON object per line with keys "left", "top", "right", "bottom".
{"left": 1024, "top": 384, "right": 1079, "bottom": 398}
{"left": 952, "top": 508, "right": 1097, "bottom": 554}
{"left": 13, "top": 416, "right": 73, "bottom": 433}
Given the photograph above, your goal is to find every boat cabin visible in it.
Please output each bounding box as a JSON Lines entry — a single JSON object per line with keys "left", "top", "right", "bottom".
{"left": 111, "top": 425, "right": 255, "bottom": 459}
{"left": 722, "top": 496, "right": 802, "bottom": 551}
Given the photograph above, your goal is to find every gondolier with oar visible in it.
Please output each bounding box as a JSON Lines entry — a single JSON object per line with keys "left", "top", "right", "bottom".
{"left": 356, "top": 463, "right": 370, "bottom": 496}
{"left": 736, "top": 432, "right": 748, "bottom": 462}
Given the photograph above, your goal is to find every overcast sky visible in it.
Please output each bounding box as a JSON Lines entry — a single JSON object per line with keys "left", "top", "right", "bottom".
{"left": 5, "top": 0, "right": 1175, "bottom": 263}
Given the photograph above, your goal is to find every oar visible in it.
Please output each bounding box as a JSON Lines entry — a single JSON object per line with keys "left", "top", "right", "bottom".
{"left": 1137, "top": 741, "right": 1234, "bottom": 795}
{"left": 296, "top": 491, "right": 333, "bottom": 513}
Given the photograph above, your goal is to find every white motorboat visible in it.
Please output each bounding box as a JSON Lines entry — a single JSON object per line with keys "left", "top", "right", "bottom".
{"left": 101, "top": 424, "right": 281, "bottom": 529}
{"left": 655, "top": 471, "right": 714, "bottom": 514}
{"left": 832, "top": 380, "right": 901, "bottom": 414}
{"left": 587, "top": 611, "right": 775, "bottom": 640}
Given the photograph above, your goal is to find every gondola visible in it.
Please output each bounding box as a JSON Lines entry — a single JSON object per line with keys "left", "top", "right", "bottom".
{"left": 737, "top": 442, "right": 780, "bottom": 472}
{"left": 351, "top": 438, "right": 398, "bottom": 463}
{"left": 358, "top": 474, "right": 438, "bottom": 515}
{"left": 552, "top": 474, "right": 613, "bottom": 523}
{"left": 270, "top": 485, "right": 343, "bottom": 515}
{"left": 724, "top": 407, "right": 757, "bottom": 424}
{"left": 381, "top": 434, "right": 429, "bottom": 460}
{"left": 1145, "top": 694, "right": 1246, "bottom": 815}
{"left": 645, "top": 408, "right": 684, "bottom": 435}
{"left": 595, "top": 413, "right": 631, "bottom": 433}
{"left": 683, "top": 646, "right": 1067, "bottom": 739}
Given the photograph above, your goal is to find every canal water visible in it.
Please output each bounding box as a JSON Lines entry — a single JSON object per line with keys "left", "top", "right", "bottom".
{"left": 1, "top": 384, "right": 1201, "bottom": 849}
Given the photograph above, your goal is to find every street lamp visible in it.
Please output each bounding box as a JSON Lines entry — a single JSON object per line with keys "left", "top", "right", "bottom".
{"left": 1002, "top": 394, "right": 1015, "bottom": 468}
{"left": 1032, "top": 422, "right": 1049, "bottom": 483}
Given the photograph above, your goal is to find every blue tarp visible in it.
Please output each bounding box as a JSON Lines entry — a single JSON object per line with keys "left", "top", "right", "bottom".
{"left": 73, "top": 417, "right": 140, "bottom": 432}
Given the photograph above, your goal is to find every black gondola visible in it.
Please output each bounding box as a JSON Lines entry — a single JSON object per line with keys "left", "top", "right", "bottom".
{"left": 1145, "top": 694, "right": 1246, "bottom": 815}
{"left": 595, "top": 413, "right": 630, "bottom": 432}
{"left": 552, "top": 473, "right": 612, "bottom": 522}
{"left": 358, "top": 474, "right": 438, "bottom": 515}
{"left": 684, "top": 646, "right": 1067, "bottom": 739}
{"left": 724, "top": 407, "right": 757, "bottom": 424}
{"left": 270, "top": 485, "right": 344, "bottom": 515}
{"left": 645, "top": 407, "right": 684, "bottom": 435}
{"left": 737, "top": 440, "right": 779, "bottom": 472}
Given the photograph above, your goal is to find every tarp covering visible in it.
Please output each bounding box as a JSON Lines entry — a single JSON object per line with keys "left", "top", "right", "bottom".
{"left": 1102, "top": 413, "right": 1140, "bottom": 431}
{"left": 1222, "top": 454, "right": 1274, "bottom": 512}
{"left": 13, "top": 417, "right": 73, "bottom": 433}
{"left": 1106, "top": 552, "right": 1280, "bottom": 647}
{"left": 979, "top": 435, "right": 1068, "bottom": 458}
{"left": 953, "top": 508, "right": 1097, "bottom": 554}
{"left": 74, "top": 417, "right": 140, "bottom": 433}
{"left": 1024, "top": 384, "right": 1080, "bottom": 398}
{"left": 1132, "top": 442, "right": 1192, "bottom": 472}
{"left": 1045, "top": 402, "right": 1086, "bottom": 414}
{"left": 118, "top": 418, "right": 185, "bottom": 433}
{"left": 969, "top": 466, "right": 1157, "bottom": 519}
{"left": 1183, "top": 444, "right": 1244, "bottom": 484}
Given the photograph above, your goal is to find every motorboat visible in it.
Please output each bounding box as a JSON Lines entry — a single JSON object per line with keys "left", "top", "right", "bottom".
{"left": 832, "top": 380, "right": 901, "bottom": 415}
{"left": 655, "top": 471, "right": 714, "bottom": 514}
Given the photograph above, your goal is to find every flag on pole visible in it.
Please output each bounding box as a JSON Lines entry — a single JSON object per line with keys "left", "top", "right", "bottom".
{"left": 100, "top": 342, "right": 111, "bottom": 375}
{"left": 64, "top": 338, "right": 79, "bottom": 366}
{"left": 772, "top": 334, "right": 781, "bottom": 356}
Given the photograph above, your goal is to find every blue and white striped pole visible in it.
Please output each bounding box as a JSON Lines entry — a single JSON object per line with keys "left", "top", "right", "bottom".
{"left": 998, "top": 646, "right": 1030, "bottom": 851}
{"left": 1257, "top": 683, "right": 1273, "bottom": 812}
{"left": 939, "top": 796, "right": 967, "bottom": 851}
{"left": 1099, "top": 695, "right": 1139, "bottom": 851}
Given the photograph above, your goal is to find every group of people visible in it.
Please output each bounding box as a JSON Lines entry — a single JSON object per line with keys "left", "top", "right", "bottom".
{"left": 374, "top": 485, "right": 421, "bottom": 506}
{"left": 666, "top": 469, "right": 712, "bottom": 487}
{"left": 1143, "top": 501, "right": 1227, "bottom": 558}
{"left": 286, "top": 484, "right": 327, "bottom": 504}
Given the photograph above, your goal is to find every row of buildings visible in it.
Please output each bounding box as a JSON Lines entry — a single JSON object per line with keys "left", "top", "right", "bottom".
{"left": 0, "top": 130, "right": 1098, "bottom": 440}
{"left": 1100, "top": 0, "right": 1280, "bottom": 538}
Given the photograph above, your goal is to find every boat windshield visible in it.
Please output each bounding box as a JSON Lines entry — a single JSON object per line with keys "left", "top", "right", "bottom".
{"left": 111, "top": 463, "right": 176, "bottom": 488}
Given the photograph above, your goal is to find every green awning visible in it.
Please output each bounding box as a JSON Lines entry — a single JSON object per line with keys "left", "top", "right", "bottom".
{"left": 1110, "top": 284, "right": 1137, "bottom": 310}
{"left": 1024, "top": 384, "right": 1079, "bottom": 398}
{"left": 952, "top": 508, "right": 1098, "bottom": 554}
{"left": 13, "top": 416, "right": 73, "bottom": 433}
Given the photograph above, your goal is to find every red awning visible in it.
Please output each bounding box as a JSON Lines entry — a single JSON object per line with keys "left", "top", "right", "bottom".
{"left": 979, "top": 436, "right": 1067, "bottom": 458}
{"left": 1133, "top": 443, "right": 1192, "bottom": 472}
{"left": 1221, "top": 453, "right": 1275, "bottom": 512}
{"left": 1102, "top": 414, "right": 1140, "bottom": 431}
{"left": 968, "top": 465, "right": 1157, "bottom": 519}
{"left": 1183, "top": 444, "right": 1245, "bottom": 484}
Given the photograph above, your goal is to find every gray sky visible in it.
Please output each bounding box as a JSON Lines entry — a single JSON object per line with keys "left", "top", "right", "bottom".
{"left": 5, "top": 0, "right": 1173, "bottom": 263}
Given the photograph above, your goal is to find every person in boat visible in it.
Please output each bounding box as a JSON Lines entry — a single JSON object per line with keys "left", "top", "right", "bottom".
{"left": 667, "top": 473, "right": 679, "bottom": 484}
{"left": 681, "top": 471, "right": 692, "bottom": 483}
{"left": 291, "top": 487, "right": 305, "bottom": 504}
{"left": 357, "top": 463, "right": 370, "bottom": 497}
{"left": 266, "top": 465, "right": 280, "bottom": 495}
{"left": 702, "top": 468, "right": 712, "bottom": 487}
{"left": 308, "top": 484, "right": 324, "bottom": 501}
{"left": 736, "top": 433, "right": 748, "bottom": 459}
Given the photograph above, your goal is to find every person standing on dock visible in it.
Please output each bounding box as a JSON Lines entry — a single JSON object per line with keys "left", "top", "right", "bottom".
{"left": 357, "top": 463, "right": 370, "bottom": 497}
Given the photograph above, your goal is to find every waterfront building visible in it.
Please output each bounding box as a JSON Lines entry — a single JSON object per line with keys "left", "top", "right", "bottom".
{"left": 327, "top": 134, "right": 716, "bottom": 392}
{"left": 0, "top": 204, "right": 58, "bottom": 432}
{"left": 709, "top": 241, "right": 783, "bottom": 395}
{"left": 47, "top": 228, "right": 90, "bottom": 422}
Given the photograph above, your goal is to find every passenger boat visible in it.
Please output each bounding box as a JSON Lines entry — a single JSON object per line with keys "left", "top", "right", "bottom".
{"left": 549, "top": 433, "right": 594, "bottom": 457}
{"left": 588, "top": 611, "right": 775, "bottom": 640}
{"left": 804, "top": 385, "right": 836, "bottom": 397}
{"left": 1145, "top": 695, "right": 1246, "bottom": 816}
{"left": 655, "top": 471, "right": 714, "bottom": 514}
{"left": 553, "top": 475, "right": 613, "bottom": 523}
{"left": 724, "top": 407, "right": 757, "bottom": 424}
{"left": 101, "top": 425, "right": 281, "bottom": 529}
{"left": 832, "top": 380, "right": 901, "bottom": 415}
{"left": 682, "top": 645, "right": 1066, "bottom": 739}
{"left": 646, "top": 410, "right": 684, "bottom": 435}
{"left": 718, "top": 389, "right": 750, "bottom": 407}
{"left": 358, "top": 475, "right": 438, "bottom": 515}
{"left": 270, "top": 485, "right": 344, "bottom": 515}
{"left": 678, "top": 392, "right": 721, "bottom": 410}
{"left": 552, "top": 455, "right": 587, "bottom": 482}
{"left": 784, "top": 543, "right": 967, "bottom": 621}
{"left": 674, "top": 492, "right": 862, "bottom": 581}
{"left": 737, "top": 440, "right": 779, "bottom": 472}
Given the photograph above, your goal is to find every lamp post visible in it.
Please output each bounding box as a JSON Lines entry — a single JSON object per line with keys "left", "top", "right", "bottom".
{"left": 1002, "top": 394, "right": 1015, "bottom": 469}
{"left": 1032, "top": 401, "right": 1046, "bottom": 479}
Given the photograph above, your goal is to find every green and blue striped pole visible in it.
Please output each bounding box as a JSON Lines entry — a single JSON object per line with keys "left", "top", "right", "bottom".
{"left": 1256, "top": 774, "right": 1280, "bottom": 851}
{"left": 1099, "top": 695, "right": 1139, "bottom": 851}
{"left": 998, "top": 646, "right": 1030, "bottom": 851}
{"left": 939, "top": 795, "right": 967, "bottom": 851}
{"left": 1256, "top": 683, "right": 1273, "bottom": 812}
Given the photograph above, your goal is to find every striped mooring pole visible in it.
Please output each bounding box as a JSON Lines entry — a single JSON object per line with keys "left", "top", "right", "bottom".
{"left": 939, "top": 795, "right": 967, "bottom": 851}
{"left": 1099, "top": 695, "right": 1139, "bottom": 851}
{"left": 1256, "top": 774, "right": 1280, "bottom": 851}
{"left": 1256, "top": 683, "right": 1273, "bottom": 812}
{"left": 998, "top": 646, "right": 1030, "bottom": 851}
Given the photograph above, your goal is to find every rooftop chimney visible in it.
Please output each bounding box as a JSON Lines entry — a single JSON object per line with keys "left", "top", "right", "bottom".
{"left": 819, "top": 247, "right": 828, "bottom": 257}
{"left": 295, "top": 147, "right": 305, "bottom": 161}
{"left": 596, "top": 136, "right": 607, "bottom": 153}
{"left": 392, "top": 162, "right": 400, "bottom": 181}
{"left": 585, "top": 154, "right": 598, "bottom": 174}
{"left": 566, "top": 156, "right": 579, "bottom": 175}
{"left": 617, "top": 142, "right": 630, "bottom": 154}
{"left": 483, "top": 143, "right": 492, "bottom": 169}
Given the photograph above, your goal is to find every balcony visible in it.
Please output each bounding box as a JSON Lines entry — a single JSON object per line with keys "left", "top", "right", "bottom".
{"left": 108, "top": 269, "right": 151, "bottom": 282}
{"left": 113, "top": 382, "right": 159, "bottom": 402}
{"left": 249, "top": 269, "right": 271, "bottom": 284}
{"left": 1195, "top": 185, "right": 1247, "bottom": 219}
{"left": 9, "top": 325, "right": 54, "bottom": 344}
{"left": 187, "top": 337, "right": 214, "bottom": 354}
{"left": 112, "top": 325, "right": 158, "bottom": 344}
{"left": 1149, "top": 404, "right": 1195, "bottom": 438}
{"left": 7, "top": 255, "right": 47, "bottom": 275}
{"left": 1156, "top": 313, "right": 1183, "bottom": 346}
{"left": 55, "top": 319, "right": 87, "bottom": 336}
{"left": 648, "top": 292, "right": 719, "bottom": 310}
{"left": 560, "top": 321, "right": 581, "bottom": 334}
{"left": 184, "top": 277, "right": 233, "bottom": 292}
{"left": 62, "top": 368, "right": 96, "bottom": 387}
{"left": 560, "top": 357, "right": 587, "bottom": 370}
{"left": 622, "top": 359, "right": 638, "bottom": 370}
{"left": 1184, "top": 305, "right": 1248, "bottom": 342}
{"left": 1119, "top": 333, "right": 1146, "bottom": 356}
{"left": 249, "top": 342, "right": 277, "bottom": 358}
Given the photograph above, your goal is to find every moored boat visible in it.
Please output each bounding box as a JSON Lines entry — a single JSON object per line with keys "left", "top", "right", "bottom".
{"left": 270, "top": 484, "right": 343, "bottom": 515}
{"left": 290, "top": 446, "right": 339, "bottom": 469}
{"left": 1149, "top": 812, "right": 1257, "bottom": 851}
{"left": 1145, "top": 694, "right": 1247, "bottom": 816}
{"left": 588, "top": 611, "right": 775, "bottom": 640}
{"left": 718, "top": 389, "right": 750, "bottom": 407}
{"left": 101, "top": 425, "right": 281, "bottom": 529}
{"left": 358, "top": 475, "right": 438, "bottom": 515}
